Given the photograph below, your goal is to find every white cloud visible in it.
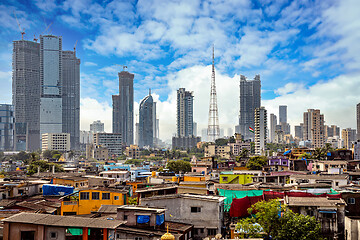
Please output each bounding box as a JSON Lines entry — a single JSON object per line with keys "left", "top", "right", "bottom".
{"left": 0, "top": 71, "right": 12, "bottom": 103}
{"left": 274, "top": 82, "right": 304, "bottom": 96}
{"left": 84, "top": 61, "right": 98, "bottom": 67}
{"left": 264, "top": 72, "right": 360, "bottom": 134}
{"left": 80, "top": 97, "right": 112, "bottom": 132}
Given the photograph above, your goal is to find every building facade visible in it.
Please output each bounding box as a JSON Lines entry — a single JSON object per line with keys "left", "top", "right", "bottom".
{"left": 279, "top": 105, "right": 287, "bottom": 124}
{"left": 62, "top": 50, "right": 80, "bottom": 150}
{"left": 237, "top": 74, "right": 261, "bottom": 140}
{"left": 254, "top": 107, "right": 267, "bottom": 155}
{"left": 269, "top": 113, "right": 277, "bottom": 143}
{"left": 177, "top": 88, "right": 194, "bottom": 137}
{"left": 112, "top": 71, "right": 134, "bottom": 146}
{"left": 303, "top": 109, "right": 325, "bottom": 148}
{"left": 357, "top": 103, "right": 360, "bottom": 141}
{"left": 90, "top": 120, "right": 104, "bottom": 133}
{"left": 294, "top": 124, "right": 303, "bottom": 140}
{"left": 342, "top": 128, "right": 357, "bottom": 150}
{"left": 40, "top": 35, "right": 63, "bottom": 138}
{"left": 138, "top": 92, "right": 154, "bottom": 148}
{"left": 0, "top": 104, "right": 14, "bottom": 151}
{"left": 93, "top": 133, "right": 122, "bottom": 157}
{"left": 12, "top": 40, "right": 40, "bottom": 151}
{"left": 41, "top": 133, "right": 70, "bottom": 152}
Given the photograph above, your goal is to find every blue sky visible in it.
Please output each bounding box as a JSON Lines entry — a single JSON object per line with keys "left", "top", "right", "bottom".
{"left": 1, "top": 0, "right": 360, "bottom": 141}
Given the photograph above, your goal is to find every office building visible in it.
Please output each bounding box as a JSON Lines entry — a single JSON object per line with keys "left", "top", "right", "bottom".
{"left": 40, "top": 35, "right": 63, "bottom": 138}
{"left": 193, "top": 122, "right": 198, "bottom": 136}
{"left": 12, "top": 40, "right": 40, "bottom": 151}
{"left": 357, "top": 103, "right": 360, "bottom": 140}
{"left": 303, "top": 109, "right": 325, "bottom": 148}
{"left": 254, "top": 107, "right": 267, "bottom": 155}
{"left": 269, "top": 113, "right": 277, "bottom": 143}
{"left": 176, "top": 88, "right": 194, "bottom": 137}
{"left": 0, "top": 104, "right": 14, "bottom": 151}
{"left": 42, "top": 133, "right": 70, "bottom": 152}
{"left": 294, "top": 124, "right": 303, "bottom": 140}
{"left": 90, "top": 120, "right": 104, "bottom": 133}
{"left": 279, "top": 105, "right": 287, "bottom": 124}
{"left": 172, "top": 136, "right": 201, "bottom": 150}
{"left": 238, "top": 74, "right": 261, "bottom": 140}
{"left": 325, "top": 125, "right": 340, "bottom": 138}
{"left": 112, "top": 71, "right": 134, "bottom": 146}
{"left": 80, "top": 130, "right": 93, "bottom": 145}
{"left": 342, "top": 128, "right": 357, "bottom": 150}
{"left": 62, "top": 50, "right": 80, "bottom": 149}
{"left": 138, "top": 91, "right": 154, "bottom": 148}
{"left": 93, "top": 132, "right": 122, "bottom": 157}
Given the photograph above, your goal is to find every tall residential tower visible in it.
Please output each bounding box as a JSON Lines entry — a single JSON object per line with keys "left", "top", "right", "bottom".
{"left": 177, "top": 88, "right": 194, "bottom": 137}
{"left": 12, "top": 40, "right": 40, "bottom": 151}
{"left": 138, "top": 91, "right": 154, "bottom": 148}
{"left": 112, "top": 70, "right": 134, "bottom": 146}
{"left": 237, "top": 74, "right": 261, "bottom": 140}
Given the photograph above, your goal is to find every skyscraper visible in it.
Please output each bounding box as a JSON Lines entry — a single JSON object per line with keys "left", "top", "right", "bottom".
{"left": 342, "top": 128, "right": 356, "bottom": 150}
{"left": 279, "top": 105, "right": 287, "bottom": 124}
{"left": 0, "top": 104, "right": 14, "bottom": 151}
{"left": 138, "top": 91, "right": 154, "bottom": 148}
{"left": 62, "top": 50, "right": 80, "bottom": 149}
{"left": 254, "top": 107, "right": 267, "bottom": 155}
{"left": 269, "top": 113, "right": 277, "bottom": 143}
{"left": 357, "top": 103, "right": 360, "bottom": 140}
{"left": 294, "top": 124, "right": 304, "bottom": 140}
{"left": 12, "top": 39, "right": 40, "bottom": 151}
{"left": 177, "top": 88, "right": 194, "bottom": 137}
{"left": 112, "top": 70, "right": 134, "bottom": 146}
{"left": 303, "top": 109, "right": 325, "bottom": 148}
{"left": 238, "top": 74, "right": 261, "bottom": 140}
{"left": 90, "top": 120, "right": 104, "bottom": 133}
{"left": 40, "top": 35, "right": 63, "bottom": 138}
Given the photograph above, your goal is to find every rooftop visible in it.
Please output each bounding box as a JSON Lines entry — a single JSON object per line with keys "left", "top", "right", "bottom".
{"left": 141, "top": 193, "right": 226, "bottom": 202}
{"left": 2, "top": 212, "right": 126, "bottom": 229}
{"left": 285, "top": 197, "right": 346, "bottom": 207}
{"left": 118, "top": 205, "right": 166, "bottom": 213}
{"left": 290, "top": 174, "right": 348, "bottom": 180}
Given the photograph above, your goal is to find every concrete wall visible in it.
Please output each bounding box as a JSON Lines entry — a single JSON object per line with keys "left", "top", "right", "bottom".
{"left": 345, "top": 216, "right": 359, "bottom": 240}
{"left": 141, "top": 196, "right": 223, "bottom": 238}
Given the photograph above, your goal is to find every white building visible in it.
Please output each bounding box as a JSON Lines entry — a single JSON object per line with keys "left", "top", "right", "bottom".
{"left": 42, "top": 133, "right": 70, "bottom": 152}
{"left": 255, "top": 107, "right": 267, "bottom": 155}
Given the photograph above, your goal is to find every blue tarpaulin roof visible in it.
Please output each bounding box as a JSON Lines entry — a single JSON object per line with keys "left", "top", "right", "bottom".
{"left": 283, "top": 150, "right": 291, "bottom": 155}
{"left": 42, "top": 184, "right": 74, "bottom": 196}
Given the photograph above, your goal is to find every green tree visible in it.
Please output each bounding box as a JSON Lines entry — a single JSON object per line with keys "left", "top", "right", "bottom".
{"left": 239, "top": 148, "right": 249, "bottom": 159}
{"left": 124, "top": 159, "right": 144, "bottom": 166}
{"left": 238, "top": 199, "right": 323, "bottom": 240}
{"left": 246, "top": 156, "right": 267, "bottom": 170}
{"left": 167, "top": 160, "right": 191, "bottom": 173}
{"left": 215, "top": 138, "right": 229, "bottom": 146}
{"left": 27, "top": 160, "right": 64, "bottom": 175}
{"left": 52, "top": 154, "right": 61, "bottom": 160}
{"left": 127, "top": 197, "right": 138, "bottom": 205}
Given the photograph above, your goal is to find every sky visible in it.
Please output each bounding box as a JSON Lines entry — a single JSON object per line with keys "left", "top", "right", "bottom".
{"left": 1, "top": 0, "right": 360, "bottom": 142}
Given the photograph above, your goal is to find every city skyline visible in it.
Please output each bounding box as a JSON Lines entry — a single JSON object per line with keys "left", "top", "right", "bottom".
{"left": 1, "top": 0, "right": 360, "bottom": 141}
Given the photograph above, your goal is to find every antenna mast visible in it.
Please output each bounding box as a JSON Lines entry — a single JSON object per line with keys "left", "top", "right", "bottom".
{"left": 207, "top": 45, "right": 220, "bottom": 142}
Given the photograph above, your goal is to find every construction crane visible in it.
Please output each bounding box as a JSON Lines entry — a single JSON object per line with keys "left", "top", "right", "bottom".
{"left": 115, "top": 64, "right": 128, "bottom": 71}
{"left": 13, "top": 11, "right": 25, "bottom": 40}
{"left": 41, "top": 22, "right": 53, "bottom": 35}
{"left": 73, "top": 40, "right": 78, "bottom": 52}
{"left": 33, "top": 34, "right": 38, "bottom": 42}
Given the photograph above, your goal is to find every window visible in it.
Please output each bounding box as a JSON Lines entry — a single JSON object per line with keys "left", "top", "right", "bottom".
{"left": 135, "top": 237, "right": 143, "bottom": 240}
{"left": 222, "top": 177, "right": 228, "bottom": 182}
{"left": 336, "top": 182, "right": 339, "bottom": 186}
{"left": 102, "top": 192, "right": 110, "bottom": 200}
{"left": 124, "top": 215, "right": 128, "bottom": 220}
{"left": 194, "top": 229, "right": 198, "bottom": 235}
{"left": 191, "top": 207, "right": 201, "bottom": 213}
{"left": 114, "top": 196, "right": 119, "bottom": 200}
{"left": 80, "top": 192, "right": 89, "bottom": 200}
{"left": 207, "top": 229, "right": 217, "bottom": 236}
{"left": 50, "top": 232, "right": 57, "bottom": 239}
{"left": 348, "top": 198, "right": 356, "bottom": 204}
{"left": 92, "top": 192, "right": 100, "bottom": 200}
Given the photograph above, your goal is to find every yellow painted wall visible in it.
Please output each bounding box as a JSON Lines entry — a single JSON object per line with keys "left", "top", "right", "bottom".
{"left": 219, "top": 174, "right": 253, "bottom": 184}
{"left": 183, "top": 176, "right": 205, "bottom": 182}
{"left": 53, "top": 178, "right": 88, "bottom": 188}
{"left": 61, "top": 189, "right": 124, "bottom": 215}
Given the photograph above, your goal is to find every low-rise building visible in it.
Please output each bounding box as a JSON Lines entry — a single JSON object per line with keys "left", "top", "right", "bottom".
{"left": 289, "top": 174, "right": 348, "bottom": 189}
{"left": 61, "top": 187, "right": 127, "bottom": 216}
{"left": 285, "top": 196, "right": 346, "bottom": 240}
{"left": 219, "top": 170, "right": 262, "bottom": 184}
{"left": 124, "top": 145, "right": 140, "bottom": 159}
{"left": 41, "top": 133, "right": 70, "bottom": 152}
{"left": 267, "top": 156, "right": 290, "bottom": 171}
{"left": 2, "top": 212, "right": 125, "bottom": 240}
{"left": 140, "top": 193, "right": 226, "bottom": 239}
{"left": 172, "top": 136, "right": 201, "bottom": 150}
{"left": 99, "top": 171, "right": 130, "bottom": 182}
{"left": 204, "top": 144, "right": 231, "bottom": 159}
{"left": 311, "top": 160, "right": 347, "bottom": 173}
{"left": 52, "top": 176, "right": 89, "bottom": 188}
